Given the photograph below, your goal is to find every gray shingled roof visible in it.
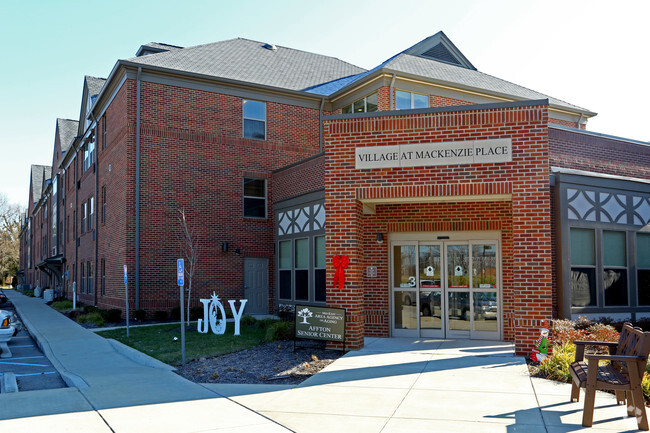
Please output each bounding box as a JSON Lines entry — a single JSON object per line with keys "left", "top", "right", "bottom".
{"left": 86, "top": 76, "right": 106, "bottom": 97}
{"left": 142, "top": 42, "right": 183, "bottom": 52}
{"left": 57, "top": 118, "right": 78, "bottom": 153}
{"left": 30, "top": 164, "right": 51, "bottom": 204}
{"left": 381, "top": 54, "right": 590, "bottom": 113}
{"left": 125, "top": 38, "right": 365, "bottom": 92}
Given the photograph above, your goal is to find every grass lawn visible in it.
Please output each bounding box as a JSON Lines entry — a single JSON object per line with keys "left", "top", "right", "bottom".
{"left": 97, "top": 321, "right": 271, "bottom": 365}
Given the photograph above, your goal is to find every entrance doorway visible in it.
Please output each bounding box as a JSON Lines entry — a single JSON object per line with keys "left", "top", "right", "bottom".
{"left": 244, "top": 258, "right": 269, "bottom": 314}
{"left": 390, "top": 233, "right": 501, "bottom": 340}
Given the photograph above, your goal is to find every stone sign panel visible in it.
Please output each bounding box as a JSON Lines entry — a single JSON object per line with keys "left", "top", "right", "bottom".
{"left": 355, "top": 138, "right": 512, "bottom": 169}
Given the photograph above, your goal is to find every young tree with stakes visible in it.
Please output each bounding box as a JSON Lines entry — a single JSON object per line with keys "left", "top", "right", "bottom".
{"left": 178, "top": 208, "right": 199, "bottom": 329}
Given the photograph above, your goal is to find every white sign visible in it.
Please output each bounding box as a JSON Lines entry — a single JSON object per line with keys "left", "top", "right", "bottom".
{"left": 177, "top": 259, "right": 184, "bottom": 286}
{"left": 425, "top": 266, "right": 434, "bottom": 277}
{"left": 455, "top": 265, "right": 464, "bottom": 276}
{"left": 355, "top": 138, "right": 511, "bottom": 169}
{"left": 197, "top": 292, "right": 248, "bottom": 336}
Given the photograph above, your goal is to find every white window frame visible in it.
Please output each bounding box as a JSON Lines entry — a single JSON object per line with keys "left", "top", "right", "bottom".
{"left": 88, "top": 197, "right": 94, "bottom": 231}
{"left": 242, "top": 99, "right": 266, "bottom": 140}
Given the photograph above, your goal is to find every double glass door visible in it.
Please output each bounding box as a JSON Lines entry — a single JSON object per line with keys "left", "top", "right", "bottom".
{"left": 391, "top": 239, "right": 500, "bottom": 340}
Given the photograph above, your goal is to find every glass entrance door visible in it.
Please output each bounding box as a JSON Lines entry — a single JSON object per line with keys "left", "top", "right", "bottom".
{"left": 391, "top": 237, "right": 500, "bottom": 340}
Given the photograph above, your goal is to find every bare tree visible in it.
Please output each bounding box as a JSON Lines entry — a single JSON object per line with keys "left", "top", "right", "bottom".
{"left": 0, "top": 193, "right": 22, "bottom": 282}
{"left": 178, "top": 208, "right": 199, "bottom": 328}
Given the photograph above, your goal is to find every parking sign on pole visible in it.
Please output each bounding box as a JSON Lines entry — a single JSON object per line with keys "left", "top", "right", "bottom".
{"left": 177, "top": 259, "right": 186, "bottom": 364}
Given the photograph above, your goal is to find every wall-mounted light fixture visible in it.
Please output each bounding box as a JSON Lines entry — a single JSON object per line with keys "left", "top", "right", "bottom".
{"left": 222, "top": 242, "right": 229, "bottom": 252}
{"left": 376, "top": 233, "right": 384, "bottom": 244}
{"left": 235, "top": 248, "right": 241, "bottom": 255}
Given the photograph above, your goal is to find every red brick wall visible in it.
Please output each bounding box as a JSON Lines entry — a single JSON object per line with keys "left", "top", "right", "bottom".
{"left": 92, "top": 80, "right": 322, "bottom": 315}
{"left": 549, "top": 127, "right": 650, "bottom": 179}
{"left": 96, "top": 80, "right": 134, "bottom": 312}
{"left": 430, "top": 95, "right": 474, "bottom": 108}
{"left": 324, "top": 103, "right": 553, "bottom": 354}
{"left": 548, "top": 117, "right": 585, "bottom": 130}
{"left": 272, "top": 154, "right": 325, "bottom": 203}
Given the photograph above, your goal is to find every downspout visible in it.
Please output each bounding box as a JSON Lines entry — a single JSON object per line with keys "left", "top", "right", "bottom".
{"left": 389, "top": 74, "right": 396, "bottom": 110}
{"left": 135, "top": 67, "right": 142, "bottom": 310}
{"left": 90, "top": 112, "right": 99, "bottom": 307}
{"left": 576, "top": 113, "right": 584, "bottom": 129}
{"left": 74, "top": 139, "right": 79, "bottom": 304}
{"left": 318, "top": 98, "right": 325, "bottom": 152}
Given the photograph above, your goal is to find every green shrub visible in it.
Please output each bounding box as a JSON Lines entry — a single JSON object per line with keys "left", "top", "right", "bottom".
{"left": 170, "top": 306, "right": 181, "bottom": 320}
{"left": 52, "top": 300, "right": 74, "bottom": 311}
{"left": 265, "top": 321, "right": 293, "bottom": 342}
{"left": 256, "top": 318, "right": 278, "bottom": 329}
{"left": 83, "top": 305, "right": 99, "bottom": 314}
{"left": 534, "top": 340, "right": 576, "bottom": 383}
{"left": 103, "top": 309, "right": 122, "bottom": 323}
{"left": 153, "top": 310, "right": 168, "bottom": 321}
{"left": 643, "top": 373, "right": 650, "bottom": 402}
{"left": 134, "top": 309, "right": 146, "bottom": 321}
{"left": 77, "top": 312, "right": 105, "bottom": 327}
{"left": 24, "top": 290, "right": 34, "bottom": 297}
{"left": 241, "top": 315, "right": 257, "bottom": 327}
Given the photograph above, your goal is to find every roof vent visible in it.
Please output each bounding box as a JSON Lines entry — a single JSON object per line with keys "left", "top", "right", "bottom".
{"left": 421, "top": 43, "right": 462, "bottom": 65}
{"left": 262, "top": 43, "right": 278, "bottom": 51}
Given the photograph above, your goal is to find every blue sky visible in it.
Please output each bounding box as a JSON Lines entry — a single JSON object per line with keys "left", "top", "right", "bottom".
{"left": 1, "top": 0, "right": 648, "bottom": 207}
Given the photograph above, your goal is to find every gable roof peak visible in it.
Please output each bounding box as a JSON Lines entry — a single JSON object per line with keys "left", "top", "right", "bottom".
{"left": 402, "top": 31, "right": 476, "bottom": 70}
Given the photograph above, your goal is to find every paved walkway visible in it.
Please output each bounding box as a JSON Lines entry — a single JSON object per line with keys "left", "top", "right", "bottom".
{"left": 1, "top": 290, "right": 645, "bottom": 432}
{"left": 0, "top": 290, "right": 289, "bottom": 432}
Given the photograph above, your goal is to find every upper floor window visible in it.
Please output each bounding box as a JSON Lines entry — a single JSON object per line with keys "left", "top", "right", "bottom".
{"left": 102, "top": 116, "right": 108, "bottom": 149}
{"left": 88, "top": 197, "right": 94, "bottom": 231}
{"left": 342, "top": 92, "right": 378, "bottom": 114}
{"left": 101, "top": 186, "right": 106, "bottom": 224}
{"left": 83, "top": 137, "right": 95, "bottom": 172}
{"left": 396, "top": 90, "right": 429, "bottom": 110}
{"left": 81, "top": 202, "right": 87, "bottom": 234}
{"left": 638, "top": 233, "right": 650, "bottom": 305}
{"left": 243, "top": 100, "right": 266, "bottom": 140}
{"left": 243, "top": 178, "right": 266, "bottom": 218}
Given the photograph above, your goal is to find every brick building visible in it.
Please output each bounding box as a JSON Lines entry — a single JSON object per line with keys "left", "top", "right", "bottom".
{"left": 19, "top": 32, "right": 650, "bottom": 353}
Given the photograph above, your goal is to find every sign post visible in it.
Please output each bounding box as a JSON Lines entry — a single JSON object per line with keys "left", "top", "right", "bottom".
{"left": 124, "top": 265, "right": 130, "bottom": 338}
{"left": 177, "top": 258, "right": 186, "bottom": 365}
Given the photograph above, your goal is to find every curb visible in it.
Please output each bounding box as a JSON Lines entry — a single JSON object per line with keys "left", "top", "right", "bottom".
{"left": 1, "top": 372, "right": 18, "bottom": 393}
{"left": 10, "top": 295, "right": 89, "bottom": 389}
{"left": 107, "top": 338, "right": 176, "bottom": 371}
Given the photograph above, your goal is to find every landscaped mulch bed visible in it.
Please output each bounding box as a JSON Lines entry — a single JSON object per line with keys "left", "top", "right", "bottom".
{"left": 174, "top": 340, "right": 344, "bottom": 385}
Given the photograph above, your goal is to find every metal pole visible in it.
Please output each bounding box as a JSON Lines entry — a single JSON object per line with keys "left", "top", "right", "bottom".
{"left": 179, "top": 282, "right": 186, "bottom": 365}
{"left": 126, "top": 281, "right": 130, "bottom": 339}
{"left": 124, "top": 265, "right": 130, "bottom": 339}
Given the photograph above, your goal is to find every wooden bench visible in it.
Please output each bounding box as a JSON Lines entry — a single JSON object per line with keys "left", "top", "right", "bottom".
{"left": 569, "top": 322, "right": 650, "bottom": 430}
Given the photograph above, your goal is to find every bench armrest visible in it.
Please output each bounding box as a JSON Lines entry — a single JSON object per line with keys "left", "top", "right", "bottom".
{"left": 585, "top": 354, "right": 646, "bottom": 362}
{"left": 573, "top": 340, "right": 620, "bottom": 362}
{"left": 573, "top": 340, "right": 618, "bottom": 347}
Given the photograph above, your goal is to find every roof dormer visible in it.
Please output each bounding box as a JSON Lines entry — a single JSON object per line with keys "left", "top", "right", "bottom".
{"left": 402, "top": 31, "right": 476, "bottom": 70}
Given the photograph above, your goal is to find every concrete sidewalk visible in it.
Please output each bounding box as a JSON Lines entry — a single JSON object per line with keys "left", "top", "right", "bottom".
{"left": 207, "top": 338, "right": 646, "bottom": 432}
{"left": 0, "top": 290, "right": 290, "bottom": 432}
{"left": 1, "top": 290, "right": 645, "bottom": 432}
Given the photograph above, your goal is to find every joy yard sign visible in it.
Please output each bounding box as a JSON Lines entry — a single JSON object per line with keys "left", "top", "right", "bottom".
{"left": 355, "top": 138, "right": 512, "bottom": 169}
{"left": 197, "top": 292, "right": 248, "bottom": 336}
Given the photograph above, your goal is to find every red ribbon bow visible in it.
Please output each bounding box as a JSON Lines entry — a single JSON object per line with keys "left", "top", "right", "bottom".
{"left": 332, "top": 255, "right": 349, "bottom": 290}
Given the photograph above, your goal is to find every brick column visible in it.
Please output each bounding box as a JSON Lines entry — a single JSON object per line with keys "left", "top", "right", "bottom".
{"left": 325, "top": 196, "right": 365, "bottom": 349}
